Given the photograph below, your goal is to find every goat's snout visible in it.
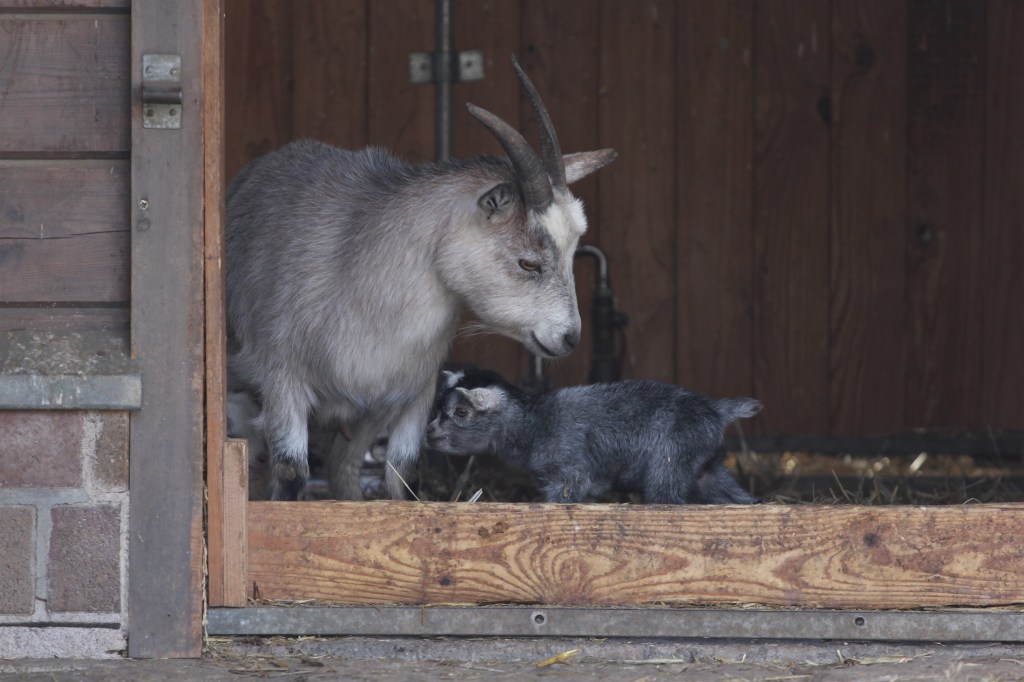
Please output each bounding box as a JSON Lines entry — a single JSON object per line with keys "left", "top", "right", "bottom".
{"left": 562, "top": 329, "right": 580, "bottom": 352}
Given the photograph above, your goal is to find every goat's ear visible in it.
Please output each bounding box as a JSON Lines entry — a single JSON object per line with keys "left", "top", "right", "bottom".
{"left": 456, "top": 387, "right": 503, "bottom": 413}
{"left": 478, "top": 183, "right": 516, "bottom": 218}
{"left": 563, "top": 149, "right": 618, "bottom": 185}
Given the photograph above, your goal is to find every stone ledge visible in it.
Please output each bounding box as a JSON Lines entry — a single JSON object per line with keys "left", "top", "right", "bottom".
{"left": 0, "top": 332, "right": 141, "bottom": 410}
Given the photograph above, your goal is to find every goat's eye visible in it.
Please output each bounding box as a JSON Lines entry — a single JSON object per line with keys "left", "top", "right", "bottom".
{"left": 518, "top": 258, "right": 540, "bottom": 273}
{"left": 454, "top": 406, "right": 470, "bottom": 419}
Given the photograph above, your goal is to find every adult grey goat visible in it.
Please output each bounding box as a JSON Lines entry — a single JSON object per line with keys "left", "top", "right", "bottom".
{"left": 225, "top": 57, "right": 616, "bottom": 500}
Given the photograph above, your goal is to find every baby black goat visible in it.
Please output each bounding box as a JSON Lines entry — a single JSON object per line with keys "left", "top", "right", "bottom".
{"left": 427, "top": 369, "right": 760, "bottom": 504}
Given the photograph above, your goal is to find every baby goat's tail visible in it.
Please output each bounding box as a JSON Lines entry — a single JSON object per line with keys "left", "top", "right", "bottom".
{"left": 714, "top": 397, "right": 762, "bottom": 424}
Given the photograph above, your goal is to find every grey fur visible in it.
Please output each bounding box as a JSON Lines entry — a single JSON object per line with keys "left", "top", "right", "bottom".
{"left": 225, "top": 60, "right": 616, "bottom": 501}
{"left": 427, "top": 370, "right": 760, "bottom": 504}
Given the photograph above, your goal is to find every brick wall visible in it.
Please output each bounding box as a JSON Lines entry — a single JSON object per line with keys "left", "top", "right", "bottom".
{"left": 0, "top": 411, "right": 129, "bottom": 657}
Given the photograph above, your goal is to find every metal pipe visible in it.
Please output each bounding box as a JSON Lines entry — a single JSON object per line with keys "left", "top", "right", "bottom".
{"left": 435, "top": 0, "right": 453, "bottom": 162}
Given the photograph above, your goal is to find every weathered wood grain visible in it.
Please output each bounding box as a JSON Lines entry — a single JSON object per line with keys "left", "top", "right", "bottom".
{"left": 675, "top": 0, "right": 754, "bottom": 401}
{"left": 752, "top": 0, "right": 830, "bottom": 435}
{"left": 0, "top": 1, "right": 128, "bottom": 7}
{"left": 248, "top": 501, "right": 1024, "bottom": 609}
{"left": 0, "top": 306, "right": 127, "bottom": 333}
{"left": 0, "top": 161, "right": 128, "bottom": 239}
{"left": 982, "top": 0, "right": 1024, "bottom": 431}
{"left": 828, "top": 1, "right": 908, "bottom": 436}
{"left": 0, "top": 230, "right": 128, "bottom": 303}
{"left": 213, "top": 439, "right": 249, "bottom": 606}
{"left": 0, "top": 16, "right": 129, "bottom": 154}
{"left": 128, "top": 0, "right": 206, "bottom": 658}
{"left": 598, "top": 0, "right": 676, "bottom": 383}
{"left": 906, "top": 0, "right": 985, "bottom": 429}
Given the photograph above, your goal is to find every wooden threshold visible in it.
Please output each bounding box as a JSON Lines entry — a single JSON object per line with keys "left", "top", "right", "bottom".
{"left": 248, "top": 501, "right": 1024, "bottom": 609}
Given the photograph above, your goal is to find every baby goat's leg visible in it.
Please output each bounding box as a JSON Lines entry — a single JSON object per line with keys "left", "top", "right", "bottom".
{"left": 327, "top": 418, "right": 382, "bottom": 501}
{"left": 383, "top": 387, "right": 435, "bottom": 500}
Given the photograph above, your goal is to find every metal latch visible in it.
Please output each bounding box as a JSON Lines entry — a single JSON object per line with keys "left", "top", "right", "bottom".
{"left": 409, "top": 50, "right": 485, "bottom": 85}
{"left": 142, "top": 54, "right": 182, "bottom": 129}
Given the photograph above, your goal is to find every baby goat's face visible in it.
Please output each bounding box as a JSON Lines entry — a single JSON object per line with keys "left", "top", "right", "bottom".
{"left": 426, "top": 387, "right": 506, "bottom": 455}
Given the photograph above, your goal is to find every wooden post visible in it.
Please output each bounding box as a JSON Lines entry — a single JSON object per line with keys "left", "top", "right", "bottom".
{"left": 129, "top": 0, "right": 208, "bottom": 658}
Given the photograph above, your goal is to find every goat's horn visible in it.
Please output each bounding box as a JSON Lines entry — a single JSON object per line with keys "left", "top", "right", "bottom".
{"left": 467, "top": 103, "right": 554, "bottom": 211}
{"left": 511, "top": 55, "right": 566, "bottom": 191}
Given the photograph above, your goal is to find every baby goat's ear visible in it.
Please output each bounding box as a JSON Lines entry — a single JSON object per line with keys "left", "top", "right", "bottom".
{"left": 456, "top": 387, "right": 503, "bottom": 413}
{"left": 441, "top": 370, "right": 464, "bottom": 389}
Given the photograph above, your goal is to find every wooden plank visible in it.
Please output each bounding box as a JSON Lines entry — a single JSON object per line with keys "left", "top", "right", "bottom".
{"left": 367, "top": 0, "right": 433, "bottom": 159}
{"left": 0, "top": 1, "right": 129, "bottom": 8}
{"left": 0, "top": 161, "right": 129, "bottom": 239}
{"left": 752, "top": 0, "right": 830, "bottom": 435}
{"left": 248, "top": 501, "right": 1024, "bottom": 609}
{"left": 223, "top": 0, "right": 292, "bottom": 181}
{"left": 128, "top": 0, "right": 206, "bottom": 659}
{"left": 203, "top": 0, "right": 233, "bottom": 608}
{"left": 598, "top": 0, "right": 676, "bottom": 383}
{"left": 905, "top": 1, "right": 985, "bottom": 430}
{"left": 0, "top": 306, "right": 127, "bottom": 332}
{"left": 675, "top": 0, "right": 754, "bottom": 401}
{"left": 289, "top": 0, "right": 368, "bottom": 149}
{"left": 982, "top": 0, "right": 1024, "bottom": 431}
{"left": 0, "top": 231, "right": 129, "bottom": 303}
{"left": 0, "top": 16, "right": 129, "bottom": 154}
{"left": 215, "top": 439, "right": 248, "bottom": 606}
{"left": 519, "top": 0, "right": 602, "bottom": 389}
{"left": 828, "top": 1, "right": 908, "bottom": 436}
{"left": 447, "top": 0, "right": 524, "bottom": 383}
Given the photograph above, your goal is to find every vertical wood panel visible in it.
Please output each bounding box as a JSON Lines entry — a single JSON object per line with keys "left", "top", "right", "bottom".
{"left": 829, "top": 0, "right": 908, "bottom": 436}
{"left": 520, "top": 0, "right": 602, "bottom": 389}
{"left": 982, "top": 0, "right": 1024, "bottom": 430}
{"left": 447, "top": 0, "right": 525, "bottom": 383}
{"left": 753, "top": 0, "right": 831, "bottom": 435}
{"left": 675, "top": 0, "right": 754, "bottom": 400}
{"left": 367, "top": 0, "right": 434, "bottom": 158}
{"left": 906, "top": 0, "right": 985, "bottom": 428}
{"left": 599, "top": 0, "right": 676, "bottom": 383}
{"left": 223, "top": 0, "right": 293, "bottom": 181}
{"left": 129, "top": 0, "right": 206, "bottom": 658}
{"left": 290, "top": 0, "right": 369, "bottom": 149}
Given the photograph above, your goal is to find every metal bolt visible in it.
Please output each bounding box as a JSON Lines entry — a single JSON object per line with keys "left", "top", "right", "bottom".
{"left": 170, "top": 67, "right": 179, "bottom": 77}
{"left": 532, "top": 611, "right": 546, "bottom": 626}
{"left": 138, "top": 198, "right": 149, "bottom": 211}
{"left": 169, "top": 108, "right": 177, "bottom": 116}
{"left": 854, "top": 616, "right": 866, "bottom": 627}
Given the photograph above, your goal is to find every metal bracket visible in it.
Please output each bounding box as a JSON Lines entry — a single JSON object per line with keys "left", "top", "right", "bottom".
{"left": 409, "top": 50, "right": 485, "bottom": 85}
{"left": 142, "top": 54, "right": 182, "bottom": 129}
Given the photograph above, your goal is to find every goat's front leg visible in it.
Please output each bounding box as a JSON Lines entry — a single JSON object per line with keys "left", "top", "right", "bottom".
{"left": 262, "top": 388, "right": 311, "bottom": 501}
{"left": 383, "top": 387, "right": 435, "bottom": 500}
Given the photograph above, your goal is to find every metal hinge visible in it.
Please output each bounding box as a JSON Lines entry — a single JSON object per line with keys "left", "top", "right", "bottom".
{"left": 142, "top": 54, "right": 182, "bottom": 129}
{"left": 409, "top": 50, "right": 485, "bottom": 85}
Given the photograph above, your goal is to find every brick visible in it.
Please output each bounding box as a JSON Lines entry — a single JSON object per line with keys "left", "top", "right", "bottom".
{"left": 0, "top": 507, "right": 35, "bottom": 614}
{"left": 48, "top": 505, "right": 120, "bottom": 613}
{"left": 0, "top": 412, "right": 83, "bottom": 487}
{"left": 92, "top": 411, "right": 128, "bottom": 490}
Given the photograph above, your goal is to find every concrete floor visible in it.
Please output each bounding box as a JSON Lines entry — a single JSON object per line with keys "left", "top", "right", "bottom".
{"left": 4, "top": 638, "right": 1024, "bottom": 681}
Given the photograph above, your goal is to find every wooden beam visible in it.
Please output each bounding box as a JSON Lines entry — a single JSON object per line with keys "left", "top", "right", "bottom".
{"left": 128, "top": 0, "right": 207, "bottom": 659}
{"left": 249, "top": 501, "right": 1024, "bottom": 609}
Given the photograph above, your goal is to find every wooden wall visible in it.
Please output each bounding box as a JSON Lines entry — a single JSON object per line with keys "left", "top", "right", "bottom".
{"left": 0, "top": 2, "right": 131, "bottom": 335}
{"left": 224, "top": 0, "right": 1024, "bottom": 440}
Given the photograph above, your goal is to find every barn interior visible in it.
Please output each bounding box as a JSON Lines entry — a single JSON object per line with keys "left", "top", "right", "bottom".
{"left": 223, "top": 0, "right": 1024, "bottom": 505}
